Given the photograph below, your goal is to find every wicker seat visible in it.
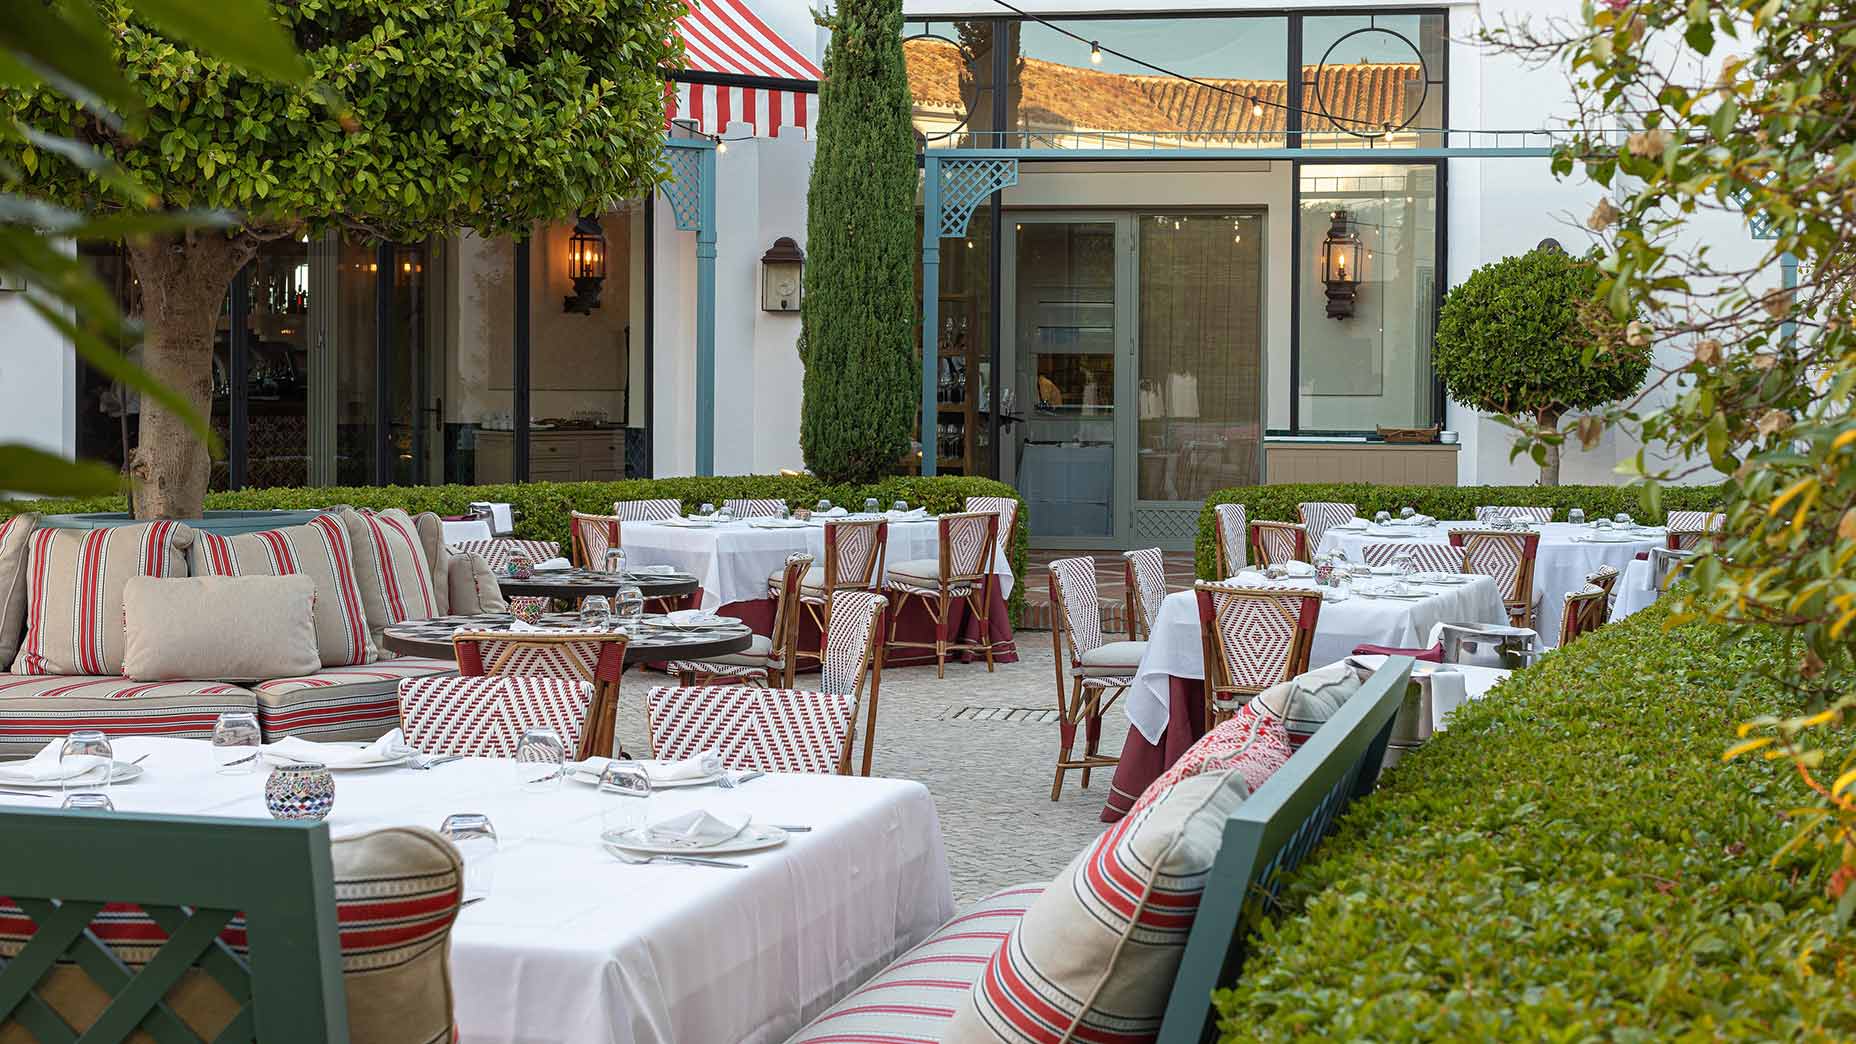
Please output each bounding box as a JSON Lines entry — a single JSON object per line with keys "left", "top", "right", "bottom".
{"left": 1665, "top": 510, "right": 1725, "bottom": 551}
{"left": 1361, "top": 542, "right": 1466, "bottom": 572}
{"left": 724, "top": 498, "right": 788, "bottom": 518}
{"left": 1122, "top": 547, "right": 1169, "bottom": 639}
{"left": 1448, "top": 529, "right": 1541, "bottom": 629}
{"left": 1475, "top": 505, "right": 1553, "bottom": 524}
{"left": 568, "top": 511, "right": 620, "bottom": 569}
{"left": 398, "top": 675, "right": 594, "bottom": 758}
{"left": 1558, "top": 584, "right": 1609, "bottom": 644}
{"left": 451, "top": 629, "right": 628, "bottom": 759}
{"left": 885, "top": 511, "right": 1001, "bottom": 678}
{"left": 667, "top": 553, "right": 811, "bottom": 688}
{"left": 769, "top": 517, "right": 887, "bottom": 672}
{"left": 613, "top": 498, "right": 681, "bottom": 521}
{"left": 964, "top": 495, "right": 1020, "bottom": 581}
{"left": 1297, "top": 501, "right": 1357, "bottom": 549}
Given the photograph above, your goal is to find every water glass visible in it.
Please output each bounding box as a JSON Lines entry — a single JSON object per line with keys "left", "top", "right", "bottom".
{"left": 1394, "top": 552, "right": 1418, "bottom": 581}
{"left": 1399, "top": 506, "right": 1416, "bottom": 520}
{"left": 1569, "top": 507, "right": 1586, "bottom": 525}
{"left": 439, "top": 813, "right": 498, "bottom": 901}
{"left": 716, "top": 503, "right": 735, "bottom": 522}
{"left": 62, "top": 793, "right": 115, "bottom": 812}
{"left": 1614, "top": 512, "right": 1634, "bottom": 526}
{"left": 1373, "top": 510, "right": 1391, "bottom": 525}
{"left": 212, "top": 711, "right": 262, "bottom": 774}
{"left": 816, "top": 498, "right": 833, "bottom": 513}
{"left": 863, "top": 497, "right": 880, "bottom": 514}
{"left": 699, "top": 502, "right": 716, "bottom": 517}
{"left": 603, "top": 548, "right": 627, "bottom": 577}
{"left": 515, "top": 728, "right": 567, "bottom": 792}
{"left": 59, "top": 730, "right": 112, "bottom": 796}
{"left": 579, "top": 595, "right": 612, "bottom": 630}
{"left": 615, "top": 584, "right": 645, "bottom": 632}
{"left": 597, "top": 760, "right": 655, "bottom": 842}
{"left": 892, "top": 499, "right": 908, "bottom": 513}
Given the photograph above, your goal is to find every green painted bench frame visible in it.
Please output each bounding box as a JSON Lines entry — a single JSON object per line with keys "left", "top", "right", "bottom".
{"left": 1156, "top": 656, "right": 1414, "bottom": 1044}
{"left": 0, "top": 808, "right": 348, "bottom": 1043}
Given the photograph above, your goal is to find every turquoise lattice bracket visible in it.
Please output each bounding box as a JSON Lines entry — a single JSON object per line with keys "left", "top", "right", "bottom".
{"left": 659, "top": 136, "right": 719, "bottom": 474}
{"left": 937, "top": 158, "right": 1018, "bottom": 239}
{"left": 662, "top": 142, "right": 710, "bottom": 233}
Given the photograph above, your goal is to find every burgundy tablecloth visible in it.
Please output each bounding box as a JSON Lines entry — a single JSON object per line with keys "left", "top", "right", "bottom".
{"left": 707, "top": 586, "right": 1018, "bottom": 670}
{"left": 1102, "top": 675, "right": 1207, "bottom": 823}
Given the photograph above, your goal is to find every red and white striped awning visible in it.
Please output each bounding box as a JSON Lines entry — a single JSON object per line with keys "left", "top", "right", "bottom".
{"left": 668, "top": 0, "right": 822, "bottom": 138}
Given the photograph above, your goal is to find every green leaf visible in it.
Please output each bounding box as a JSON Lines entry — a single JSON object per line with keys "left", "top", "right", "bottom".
{"left": 0, "top": 443, "right": 121, "bottom": 498}
{"left": 126, "top": 0, "right": 308, "bottom": 85}
{"left": 0, "top": 0, "right": 143, "bottom": 121}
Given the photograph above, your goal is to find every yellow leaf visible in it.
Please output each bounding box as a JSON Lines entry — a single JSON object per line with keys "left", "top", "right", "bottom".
{"left": 1834, "top": 768, "right": 1856, "bottom": 797}
{"left": 1725, "top": 736, "right": 1775, "bottom": 760}
{"left": 1769, "top": 477, "right": 1814, "bottom": 517}
{"left": 1834, "top": 429, "right": 1856, "bottom": 452}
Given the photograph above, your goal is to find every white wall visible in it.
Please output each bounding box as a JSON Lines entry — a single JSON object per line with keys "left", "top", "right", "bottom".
{"left": 0, "top": 289, "right": 77, "bottom": 474}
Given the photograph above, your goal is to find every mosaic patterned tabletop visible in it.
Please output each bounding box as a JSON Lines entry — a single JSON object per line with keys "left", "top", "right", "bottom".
{"left": 381, "top": 612, "right": 754, "bottom": 663}
{"left": 495, "top": 569, "right": 701, "bottom": 600}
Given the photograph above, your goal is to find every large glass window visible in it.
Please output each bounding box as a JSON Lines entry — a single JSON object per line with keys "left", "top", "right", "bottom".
{"left": 238, "top": 238, "right": 312, "bottom": 488}
{"left": 1296, "top": 163, "right": 1439, "bottom": 431}
{"left": 1301, "top": 13, "right": 1446, "bottom": 149}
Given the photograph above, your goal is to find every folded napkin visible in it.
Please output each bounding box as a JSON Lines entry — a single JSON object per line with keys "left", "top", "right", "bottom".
{"left": 886, "top": 508, "right": 930, "bottom": 521}
{"left": 1280, "top": 560, "right": 1315, "bottom": 577}
{"left": 644, "top": 809, "right": 750, "bottom": 849}
{"left": 1410, "top": 514, "right": 1438, "bottom": 526}
{"left": 652, "top": 750, "right": 723, "bottom": 782}
{"left": 629, "top": 564, "right": 677, "bottom": 575}
{"left": 469, "top": 501, "right": 514, "bottom": 535}
{"left": 0, "top": 739, "right": 110, "bottom": 785}
{"left": 1331, "top": 519, "right": 1369, "bottom": 532}
{"left": 1429, "top": 669, "right": 1468, "bottom": 730}
{"left": 264, "top": 729, "right": 415, "bottom": 769}
{"left": 815, "top": 506, "right": 848, "bottom": 518}
{"left": 665, "top": 609, "right": 722, "bottom": 627}
{"left": 532, "top": 557, "right": 572, "bottom": 571}
{"left": 507, "top": 618, "right": 542, "bottom": 632}
{"left": 1231, "top": 571, "right": 1320, "bottom": 594}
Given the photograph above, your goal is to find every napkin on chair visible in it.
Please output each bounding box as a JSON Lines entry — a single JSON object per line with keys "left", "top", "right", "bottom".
{"left": 644, "top": 809, "right": 751, "bottom": 848}
{"left": 0, "top": 739, "right": 111, "bottom": 785}
{"left": 1429, "top": 669, "right": 1468, "bottom": 730}
{"left": 263, "top": 729, "right": 416, "bottom": 769}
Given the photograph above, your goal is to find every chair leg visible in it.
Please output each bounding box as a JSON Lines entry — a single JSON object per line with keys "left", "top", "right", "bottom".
{"left": 933, "top": 593, "right": 951, "bottom": 679}
{"left": 977, "top": 593, "right": 995, "bottom": 673}
{"left": 1051, "top": 675, "right": 1083, "bottom": 801}
{"left": 1080, "top": 698, "right": 1104, "bottom": 789}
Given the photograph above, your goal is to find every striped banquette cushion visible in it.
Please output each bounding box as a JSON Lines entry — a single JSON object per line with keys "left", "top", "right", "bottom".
{"left": 336, "top": 507, "right": 442, "bottom": 643}
{"left": 190, "top": 515, "right": 377, "bottom": 668}
{"left": 10, "top": 520, "right": 193, "bottom": 677}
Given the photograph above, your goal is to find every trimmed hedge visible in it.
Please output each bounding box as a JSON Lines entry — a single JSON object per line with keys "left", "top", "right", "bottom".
{"left": 1214, "top": 606, "right": 1853, "bottom": 1040}
{"left": 1194, "top": 482, "right": 1729, "bottom": 578}
{"left": 0, "top": 475, "right": 1030, "bottom": 622}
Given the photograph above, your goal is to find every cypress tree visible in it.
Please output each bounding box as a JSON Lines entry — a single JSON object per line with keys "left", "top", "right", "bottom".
{"left": 799, "top": 0, "right": 920, "bottom": 482}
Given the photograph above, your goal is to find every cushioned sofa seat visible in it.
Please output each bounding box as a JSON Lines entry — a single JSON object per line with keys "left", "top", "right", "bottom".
{"left": 0, "top": 677, "right": 257, "bottom": 759}
{"left": 788, "top": 884, "right": 1040, "bottom": 1043}
{"left": 253, "top": 656, "right": 457, "bottom": 742}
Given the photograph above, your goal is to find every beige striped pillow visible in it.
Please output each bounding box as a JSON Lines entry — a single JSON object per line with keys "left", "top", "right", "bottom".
{"left": 11, "top": 521, "right": 195, "bottom": 677}
{"left": 189, "top": 515, "right": 377, "bottom": 667}
{"left": 0, "top": 513, "right": 39, "bottom": 668}
{"left": 336, "top": 508, "right": 442, "bottom": 643}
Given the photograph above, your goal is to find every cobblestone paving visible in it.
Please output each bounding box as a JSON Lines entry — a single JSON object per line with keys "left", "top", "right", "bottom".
{"left": 618, "top": 641, "right": 1127, "bottom": 907}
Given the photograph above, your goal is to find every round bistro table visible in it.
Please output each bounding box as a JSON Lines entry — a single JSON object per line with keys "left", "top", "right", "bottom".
{"left": 495, "top": 568, "right": 701, "bottom": 603}
{"left": 380, "top": 612, "right": 752, "bottom": 664}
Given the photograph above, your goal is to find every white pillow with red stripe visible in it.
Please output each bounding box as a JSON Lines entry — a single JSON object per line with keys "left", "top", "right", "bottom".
{"left": 945, "top": 766, "right": 1251, "bottom": 1044}
{"left": 11, "top": 521, "right": 193, "bottom": 677}
{"left": 189, "top": 515, "right": 377, "bottom": 668}
{"left": 336, "top": 507, "right": 442, "bottom": 642}
{"left": 1127, "top": 702, "right": 1291, "bottom": 819}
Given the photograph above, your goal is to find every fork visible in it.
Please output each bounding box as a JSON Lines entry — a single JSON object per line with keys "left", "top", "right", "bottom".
{"left": 609, "top": 850, "right": 746, "bottom": 869}
{"left": 411, "top": 755, "right": 464, "bottom": 771}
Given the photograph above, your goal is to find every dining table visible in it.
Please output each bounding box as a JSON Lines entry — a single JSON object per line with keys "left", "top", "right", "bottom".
{"left": 495, "top": 567, "right": 701, "bottom": 604}
{"left": 1101, "top": 572, "right": 1507, "bottom": 823}
{"left": 0, "top": 736, "right": 955, "bottom": 1044}
{"left": 380, "top": 612, "right": 754, "bottom": 665}
{"left": 1314, "top": 519, "right": 1666, "bottom": 646}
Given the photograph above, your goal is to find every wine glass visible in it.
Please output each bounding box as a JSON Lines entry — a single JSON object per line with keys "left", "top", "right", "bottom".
{"left": 892, "top": 499, "right": 909, "bottom": 513}
{"left": 597, "top": 760, "right": 655, "bottom": 843}
{"left": 1399, "top": 506, "right": 1416, "bottom": 520}
{"left": 863, "top": 497, "right": 879, "bottom": 515}
{"left": 1394, "top": 551, "right": 1418, "bottom": 582}
{"left": 1373, "top": 510, "right": 1391, "bottom": 525}
{"left": 816, "top": 498, "right": 833, "bottom": 513}
{"left": 59, "top": 730, "right": 112, "bottom": 797}
{"left": 1614, "top": 512, "right": 1634, "bottom": 526}
{"left": 716, "top": 503, "right": 735, "bottom": 522}
{"left": 440, "top": 813, "right": 498, "bottom": 901}
{"left": 603, "top": 547, "right": 627, "bottom": 577}
{"left": 579, "top": 595, "right": 612, "bottom": 630}
{"left": 514, "top": 728, "right": 566, "bottom": 792}
{"left": 62, "top": 793, "right": 115, "bottom": 811}
{"left": 1569, "top": 507, "right": 1586, "bottom": 525}
{"left": 615, "top": 583, "right": 645, "bottom": 633}
{"left": 699, "top": 502, "right": 715, "bottom": 517}
{"left": 212, "top": 711, "right": 262, "bottom": 775}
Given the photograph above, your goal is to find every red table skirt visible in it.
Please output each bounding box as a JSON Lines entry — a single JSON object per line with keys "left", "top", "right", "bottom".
{"left": 701, "top": 586, "right": 1018, "bottom": 671}
{"left": 1101, "top": 675, "right": 1207, "bottom": 823}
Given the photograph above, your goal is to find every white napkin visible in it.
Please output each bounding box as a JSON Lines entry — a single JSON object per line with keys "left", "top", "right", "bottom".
{"left": 666, "top": 609, "right": 724, "bottom": 627}
{"left": 0, "top": 739, "right": 110, "bottom": 784}
{"left": 629, "top": 564, "right": 677, "bottom": 575}
{"left": 263, "top": 729, "right": 415, "bottom": 769}
{"left": 1280, "top": 560, "right": 1315, "bottom": 577}
{"left": 1429, "top": 669, "right": 1468, "bottom": 730}
{"left": 886, "top": 508, "right": 930, "bottom": 521}
{"left": 469, "top": 501, "right": 514, "bottom": 535}
{"left": 1410, "top": 514, "right": 1438, "bottom": 526}
{"left": 507, "top": 618, "right": 542, "bottom": 632}
{"left": 651, "top": 750, "right": 723, "bottom": 782}
{"left": 814, "top": 506, "right": 848, "bottom": 518}
{"left": 532, "top": 557, "right": 572, "bottom": 572}
{"left": 1331, "top": 519, "right": 1369, "bottom": 531}
{"left": 1231, "top": 570, "right": 1320, "bottom": 594}
{"left": 644, "top": 809, "right": 750, "bottom": 848}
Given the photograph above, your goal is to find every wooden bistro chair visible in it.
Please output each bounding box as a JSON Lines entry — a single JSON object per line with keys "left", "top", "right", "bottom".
{"left": 1250, "top": 520, "right": 1308, "bottom": 567}
{"left": 1195, "top": 581, "right": 1321, "bottom": 725}
{"left": 1448, "top": 528, "right": 1541, "bottom": 629}
{"left": 646, "top": 591, "right": 888, "bottom": 776}
{"left": 1047, "top": 556, "right": 1145, "bottom": 801}
{"left": 614, "top": 498, "right": 682, "bottom": 521}
{"left": 1123, "top": 547, "right": 1170, "bottom": 640}
{"left": 1297, "top": 501, "right": 1357, "bottom": 550}
{"left": 724, "top": 498, "right": 788, "bottom": 518}
{"left": 964, "top": 494, "right": 1020, "bottom": 582}
{"left": 1361, "top": 542, "right": 1467, "bottom": 572}
{"left": 1211, "top": 503, "right": 1248, "bottom": 577}
{"left": 451, "top": 629, "right": 629, "bottom": 760}
{"left": 1584, "top": 564, "right": 1621, "bottom": 619}
{"left": 770, "top": 517, "right": 888, "bottom": 672}
{"left": 668, "top": 553, "right": 811, "bottom": 688}
{"left": 885, "top": 511, "right": 1001, "bottom": 678}
{"left": 1475, "top": 505, "right": 1553, "bottom": 524}
{"left": 568, "top": 510, "right": 621, "bottom": 569}
{"left": 397, "top": 675, "right": 595, "bottom": 759}
{"left": 1558, "top": 584, "right": 1610, "bottom": 645}
{"left": 1665, "top": 510, "right": 1725, "bottom": 551}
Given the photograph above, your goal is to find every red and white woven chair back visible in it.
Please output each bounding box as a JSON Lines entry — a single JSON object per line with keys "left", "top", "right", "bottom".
{"left": 1251, "top": 521, "right": 1306, "bottom": 567}
{"left": 398, "top": 676, "right": 591, "bottom": 757}
{"left": 822, "top": 590, "right": 886, "bottom": 697}
{"left": 1559, "top": 584, "right": 1608, "bottom": 644}
{"left": 448, "top": 538, "right": 560, "bottom": 571}
{"left": 1213, "top": 503, "right": 1248, "bottom": 575}
{"left": 1047, "top": 556, "right": 1104, "bottom": 663}
{"left": 1665, "top": 510, "right": 1724, "bottom": 551}
{"left": 965, "top": 495, "right": 1019, "bottom": 564}
{"left": 569, "top": 511, "right": 620, "bottom": 568}
{"left": 824, "top": 518, "right": 887, "bottom": 591}
{"left": 1584, "top": 564, "right": 1620, "bottom": 603}
{"left": 770, "top": 552, "right": 814, "bottom": 660}
{"left": 1122, "top": 548, "right": 1169, "bottom": 636}
{"left": 614, "top": 498, "right": 681, "bottom": 521}
{"left": 452, "top": 630, "right": 627, "bottom": 688}
{"left": 1451, "top": 530, "right": 1536, "bottom": 603}
{"left": 1297, "top": 501, "right": 1356, "bottom": 549}
{"left": 1475, "top": 505, "right": 1552, "bottom": 524}
{"left": 724, "top": 498, "right": 788, "bottom": 518}
{"left": 646, "top": 685, "right": 851, "bottom": 774}
{"left": 1362, "top": 542, "right": 1465, "bottom": 572}
{"left": 1196, "top": 583, "right": 1318, "bottom": 693}
{"left": 940, "top": 511, "right": 997, "bottom": 583}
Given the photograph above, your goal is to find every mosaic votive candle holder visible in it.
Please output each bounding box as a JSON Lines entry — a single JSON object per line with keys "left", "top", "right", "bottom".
{"left": 265, "top": 762, "right": 335, "bottom": 821}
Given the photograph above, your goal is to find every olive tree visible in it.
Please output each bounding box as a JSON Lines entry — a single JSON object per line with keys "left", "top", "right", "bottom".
{"left": 1433, "top": 247, "right": 1649, "bottom": 485}
{"left": 1, "top": 0, "right": 682, "bottom": 517}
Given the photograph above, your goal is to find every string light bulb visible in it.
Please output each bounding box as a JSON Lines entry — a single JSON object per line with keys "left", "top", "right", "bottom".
{"left": 715, "top": 135, "right": 728, "bottom": 155}
{"left": 1089, "top": 41, "right": 1102, "bottom": 64}
{"left": 1251, "top": 98, "right": 1264, "bottom": 118}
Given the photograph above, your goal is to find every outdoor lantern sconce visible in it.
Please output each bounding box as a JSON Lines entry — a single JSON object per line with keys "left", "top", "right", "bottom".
{"left": 760, "top": 236, "right": 804, "bottom": 312}
{"left": 563, "top": 216, "right": 606, "bottom": 314}
{"left": 1321, "top": 210, "right": 1362, "bottom": 320}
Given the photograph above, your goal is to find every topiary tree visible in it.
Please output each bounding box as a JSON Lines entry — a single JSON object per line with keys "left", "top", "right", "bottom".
{"left": 0, "top": 0, "right": 683, "bottom": 519}
{"left": 797, "top": 0, "right": 919, "bottom": 483}
{"left": 1433, "top": 247, "right": 1649, "bottom": 485}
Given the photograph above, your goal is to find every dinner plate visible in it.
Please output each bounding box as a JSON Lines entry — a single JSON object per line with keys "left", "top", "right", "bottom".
{"left": 262, "top": 750, "right": 414, "bottom": 771}
{"left": 0, "top": 761, "right": 145, "bottom": 789}
{"left": 602, "top": 824, "right": 788, "bottom": 856}
{"left": 1575, "top": 534, "right": 1640, "bottom": 544}
{"left": 567, "top": 761, "right": 730, "bottom": 789}
{"left": 1414, "top": 574, "right": 1472, "bottom": 585}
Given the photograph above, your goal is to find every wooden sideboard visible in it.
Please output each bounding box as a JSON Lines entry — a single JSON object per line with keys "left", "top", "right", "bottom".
{"left": 475, "top": 428, "right": 626, "bottom": 483}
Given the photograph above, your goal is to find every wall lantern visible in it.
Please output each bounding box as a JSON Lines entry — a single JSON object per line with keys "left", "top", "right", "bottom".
{"left": 563, "top": 216, "right": 606, "bottom": 314}
{"left": 760, "top": 236, "right": 805, "bottom": 312}
{"left": 1320, "top": 210, "right": 1362, "bottom": 320}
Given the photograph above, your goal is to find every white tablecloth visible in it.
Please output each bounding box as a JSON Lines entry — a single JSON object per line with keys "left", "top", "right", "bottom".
{"left": 1124, "top": 577, "right": 1506, "bottom": 744}
{"left": 619, "top": 517, "right": 1015, "bottom": 610}
{"left": 1346, "top": 653, "right": 1511, "bottom": 730}
{"left": 1613, "top": 555, "right": 1662, "bottom": 621}
{"left": 1316, "top": 521, "right": 1664, "bottom": 647}
{"left": 443, "top": 519, "right": 495, "bottom": 543}
{"left": 1, "top": 737, "right": 954, "bottom": 1044}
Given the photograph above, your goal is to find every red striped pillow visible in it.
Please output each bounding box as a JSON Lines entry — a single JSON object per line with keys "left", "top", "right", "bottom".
{"left": 337, "top": 508, "right": 441, "bottom": 640}
{"left": 945, "top": 768, "right": 1251, "bottom": 1044}
{"left": 11, "top": 521, "right": 193, "bottom": 676}
{"left": 189, "top": 515, "right": 377, "bottom": 667}
{"left": 1127, "top": 702, "right": 1291, "bottom": 819}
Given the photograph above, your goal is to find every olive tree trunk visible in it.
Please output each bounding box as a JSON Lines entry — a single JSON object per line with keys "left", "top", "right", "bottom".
{"left": 1537, "top": 407, "right": 1564, "bottom": 487}
{"left": 123, "top": 232, "right": 256, "bottom": 519}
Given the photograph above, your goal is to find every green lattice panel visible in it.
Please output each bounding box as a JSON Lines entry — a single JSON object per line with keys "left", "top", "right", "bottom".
{"left": 661, "top": 147, "right": 706, "bottom": 233}
{"left": 938, "top": 158, "right": 1018, "bottom": 239}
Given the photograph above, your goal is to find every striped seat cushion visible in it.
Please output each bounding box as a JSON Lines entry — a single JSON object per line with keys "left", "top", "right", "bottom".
{"left": 252, "top": 656, "right": 455, "bottom": 743}
{"left": 0, "top": 676, "right": 258, "bottom": 760}
{"left": 190, "top": 515, "right": 377, "bottom": 668}
{"left": 11, "top": 521, "right": 193, "bottom": 677}
{"left": 790, "top": 885, "right": 1041, "bottom": 1043}
{"left": 946, "top": 767, "right": 1252, "bottom": 1043}
{"left": 0, "top": 826, "right": 462, "bottom": 1044}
